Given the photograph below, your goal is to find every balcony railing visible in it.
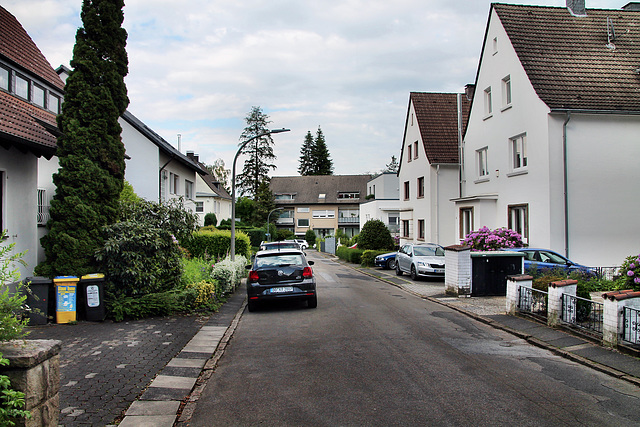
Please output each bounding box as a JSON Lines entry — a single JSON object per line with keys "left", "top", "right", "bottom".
{"left": 338, "top": 216, "right": 359, "bottom": 224}
{"left": 276, "top": 218, "right": 294, "bottom": 225}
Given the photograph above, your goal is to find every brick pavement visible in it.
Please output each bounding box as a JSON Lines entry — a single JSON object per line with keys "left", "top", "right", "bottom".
{"left": 26, "top": 314, "right": 209, "bottom": 426}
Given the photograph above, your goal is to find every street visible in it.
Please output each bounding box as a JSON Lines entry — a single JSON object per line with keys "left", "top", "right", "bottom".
{"left": 188, "top": 251, "right": 640, "bottom": 426}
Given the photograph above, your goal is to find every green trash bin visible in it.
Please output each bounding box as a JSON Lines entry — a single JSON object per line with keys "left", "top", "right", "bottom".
{"left": 79, "top": 274, "right": 106, "bottom": 322}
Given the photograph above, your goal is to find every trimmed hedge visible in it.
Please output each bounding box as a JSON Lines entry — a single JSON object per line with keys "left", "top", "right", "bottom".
{"left": 361, "top": 250, "right": 390, "bottom": 267}
{"left": 183, "top": 229, "right": 251, "bottom": 260}
{"left": 336, "top": 246, "right": 364, "bottom": 264}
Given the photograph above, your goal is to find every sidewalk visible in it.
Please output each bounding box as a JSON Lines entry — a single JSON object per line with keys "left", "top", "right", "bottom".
{"left": 351, "top": 260, "right": 640, "bottom": 387}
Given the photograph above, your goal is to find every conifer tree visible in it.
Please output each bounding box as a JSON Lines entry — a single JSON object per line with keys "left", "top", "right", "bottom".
{"left": 298, "top": 131, "right": 314, "bottom": 176}
{"left": 312, "top": 126, "right": 333, "bottom": 175}
{"left": 36, "top": 0, "right": 129, "bottom": 277}
{"left": 236, "top": 106, "right": 276, "bottom": 198}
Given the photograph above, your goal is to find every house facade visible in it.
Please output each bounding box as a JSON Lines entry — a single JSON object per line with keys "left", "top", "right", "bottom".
{"left": 270, "top": 175, "right": 371, "bottom": 239}
{"left": 0, "top": 6, "right": 64, "bottom": 279}
{"left": 359, "top": 172, "right": 400, "bottom": 238}
{"left": 397, "top": 92, "right": 470, "bottom": 248}
{"left": 457, "top": 3, "right": 640, "bottom": 267}
{"left": 186, "top": 151, "right": 232, "bottom": 226}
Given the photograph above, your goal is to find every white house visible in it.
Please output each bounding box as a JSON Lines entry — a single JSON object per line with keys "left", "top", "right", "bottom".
{"left": 186, "top": 151, "right": 232, "bottom": 226}
{"left": 359, "top": 172, "right": 400, "bottom": 238}
{"left": 397, "top": 92, "right": 470, "bottom": 247}
{"left": 457, "top": 2, "right": 640, "bottom": 267}
{"left": 0, "top": 6, "right": 64, "bottom": 279}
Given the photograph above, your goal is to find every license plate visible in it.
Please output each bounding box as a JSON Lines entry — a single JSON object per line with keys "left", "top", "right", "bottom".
{"left": 434, "top": 269, "right": 444, "bottom": 274}
{"left": 270, "top": 286, "right": 293, "bottom": 294}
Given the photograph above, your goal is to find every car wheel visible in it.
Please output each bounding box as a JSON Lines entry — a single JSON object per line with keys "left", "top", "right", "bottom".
{"left": 387, "top": 258, "right": 396, "bottom": 270}
{"left": 307, "top": 296, "right": 318, "bottom": 309}
{"left": 247, "top": 300, "right": 258, "bottom": 312}
{"left": 410, "top": 265, "right": 419, "bottom": 281}
{"left": 395, "top": 263, "right": 403, "bottom": 276}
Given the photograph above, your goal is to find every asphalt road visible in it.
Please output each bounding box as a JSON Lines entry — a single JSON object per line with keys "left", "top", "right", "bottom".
{"left": 188, "top": 251, "right": 640, "bottom": 426}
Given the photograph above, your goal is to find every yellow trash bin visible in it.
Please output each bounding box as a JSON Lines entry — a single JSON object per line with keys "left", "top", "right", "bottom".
{"left": 53, "top": 276, "right": 79, "bottom": 324}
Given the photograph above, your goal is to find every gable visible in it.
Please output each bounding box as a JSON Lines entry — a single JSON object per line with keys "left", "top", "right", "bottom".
{"left": 493, "top": 4, "right": 640, "bottom": 112}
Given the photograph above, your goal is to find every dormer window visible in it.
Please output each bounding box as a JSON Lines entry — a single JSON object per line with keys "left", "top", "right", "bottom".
{"left": 337, "top": 192, "right": 359, "bottom": 199}
{"left": 33, "top": 84, "right": 45, "bottom": 108}
{"left": 0, "top": 66, "right": 8, "bottom": 91}
{"left": 275, "top": 193, "right": 295, "bottom": 200}
{"left": 15, "top": 74, "right": 29, "bottom": 99}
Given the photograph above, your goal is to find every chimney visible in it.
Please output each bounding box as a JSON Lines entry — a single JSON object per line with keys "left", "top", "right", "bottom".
{"left": 186, "top": 151, "right": 199, "bottom": 163}
{"left": 567, "top": 0, "right": 587, "bottom": 17}
{"left": 464, "top": 84, "right": 476, "bottom": 102}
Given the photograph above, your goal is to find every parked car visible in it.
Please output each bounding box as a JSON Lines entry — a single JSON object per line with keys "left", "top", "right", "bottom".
{"left": 506, "top": 248, "right": 594, "bottom": 274}
{"left": 246, "top": 248, "right": 317, "bottom": 311}
{"left": 285, "top": 239, "right": 309, "bottom": 250}
{"left": 375, "top": 252, "right": 398, "bottom": 270}
{"left": 259, "top": 241, "right": 300, "bottom": 251}
{"left": 395, "top": 243, "right": 445, "bottom": 280}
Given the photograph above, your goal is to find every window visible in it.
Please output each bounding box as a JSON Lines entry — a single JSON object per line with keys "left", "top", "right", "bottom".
{"left": 297, "top": 207, "right": 309, "bottom": 213}
{"left": 160, "top": 170, "right": 167, "bottom": 201}
{"left": 48, "top": 93, "right": 60, "bottom": 114}
{"left": 510, "top": 134, "right": 527, "bottom": 171}
{"left": 508, "top": 204, "right": 529, "bottom": 243}
{"left": 402, "top": 220, "right": 410, "bottom": 238}
{"left": 484, "top": 87, "right": 492, "bottom": 117}
{"left": 37, "top": 189, "right": 49, "bottom": 226}
{"left": 312, "top": 210, "right": 335, "bottom": 218}
{"left": 32, "top": 85, "right": 45, "bottom": 108}
{"left": 459, "top": 207, "right": 474, "bottom": 239}
{"left": 0, "top": 172, "right": 3, "bottom": 231}
{"left": 15, "top": 74, "right": 29, "bottom": 99}
{"left": 492, "top": 36, "right": 498, "bottom": 55}
{"left": 195, "top": 201, "right": 204, "bottom": 213}
{"left": 403, "top": 181, "right": 410, "bottom": 200}
{"left": 407, "top": 144, "right": 412, "bottom": 162}
{"left": 417, "top": 219, "right": 425, "bottom": 240}
{"left": 318, "top": 193, "right": 326, "bottom": 200}
{"left": 169, "top": 172, "right": 179, "bottom": 194}
{"left": 297, "top": 218, "right": 309, "bottom": 227}
{"left": 502, "top": 75, "right": 512, "bottom": 108}
{"left": 275, "top": 194, "right": 295, "bottom": 200}
{"left": 185, "top": 180, "right": 194, "bottom": 199}
{"left": 476, "top": 147, "right": 489, "bottom": 179}
{"left": 337, "top": 192, "right": 359, "bottom": 199}
{"left": 413, "top": 141, "right": 418, "bottom": 159}
{"left": 0, "top": 66, "right": 9, "bottom": 91}
{"left": 417, "top": 177, "right": 425, "bottom": 198}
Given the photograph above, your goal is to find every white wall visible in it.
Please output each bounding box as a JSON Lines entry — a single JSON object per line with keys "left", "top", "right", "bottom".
{"left": 121, "top": 118, "right": 159, "bottom": 201}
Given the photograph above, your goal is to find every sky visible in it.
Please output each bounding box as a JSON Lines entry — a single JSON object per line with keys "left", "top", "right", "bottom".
{"left": 4, "top": 0, "right": 626, "bottom": 177}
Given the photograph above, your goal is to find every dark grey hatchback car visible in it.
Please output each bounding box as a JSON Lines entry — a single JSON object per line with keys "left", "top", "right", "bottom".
{"left": 246, "top": 249, "right": 317, "bottom": 312}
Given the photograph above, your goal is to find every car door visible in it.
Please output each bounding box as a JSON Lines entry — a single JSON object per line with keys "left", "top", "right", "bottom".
{"left": 397, "top": 245, "right": 410, "bottom": 272}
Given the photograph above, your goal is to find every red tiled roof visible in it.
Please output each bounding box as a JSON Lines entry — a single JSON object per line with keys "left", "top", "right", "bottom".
{"left": 0, "top": 6, "right": 64, "bottom": 91}
{"left": 410, "top": 92, "right": 471, "bottom": 164}
{"left": 493, "top": 4, "right": 640, "bottom": 111}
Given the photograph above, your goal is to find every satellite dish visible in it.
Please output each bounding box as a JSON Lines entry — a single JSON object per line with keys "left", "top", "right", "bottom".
{"left": 607, "top": 17, "right": 617, "bottom": 50}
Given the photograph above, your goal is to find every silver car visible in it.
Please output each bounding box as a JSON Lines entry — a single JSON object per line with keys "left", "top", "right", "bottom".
{"left": 395, "top": 243, "right": 445, "bottom": 280}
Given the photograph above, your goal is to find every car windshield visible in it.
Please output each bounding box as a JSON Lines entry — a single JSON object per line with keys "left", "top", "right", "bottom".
{"left": 539, "top": 251, "right": 568, "bottom": 264}
{"left": 414, "top": 246, "right": 444, "bottom": 257}
{"left": 256, "top": 254, "right": 305, "bottom": 268}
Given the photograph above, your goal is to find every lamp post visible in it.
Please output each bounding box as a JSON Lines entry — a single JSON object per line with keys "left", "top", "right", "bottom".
{"left": 266, "top": 207, "right": 284, "bottom": 242}
{"left": 231, "top": 128, "right": 290, "bottom": 261}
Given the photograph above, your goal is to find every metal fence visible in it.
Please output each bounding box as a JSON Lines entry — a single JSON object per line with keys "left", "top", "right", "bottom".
{"left": 593, "top": 266, "right": 621, "bottom": 281}
{"left": 561, "top": 294, "right": 603, "bottom": 334}
{"left": 623, "top": 306, "right": 640, "bottom": 345}
{"left": 517, "top": 287, "right": 548, "bottom": 319}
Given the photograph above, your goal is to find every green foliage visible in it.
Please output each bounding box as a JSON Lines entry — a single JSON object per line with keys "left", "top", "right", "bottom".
{"left": 37, "top": 0, "right": 129, "bottom": 278}
{"left": 245, "top": 229, "right": 266, "bottom": 248}
{"left": 182, "top": 230, "right": 251, "bottom": 260}
{"left": 357, "top": 219, "right": 394, "bottom": 250}
{"left": 310, "top": 126, "right": 333, "bottom": 175}
{"left": 0, "top": 355, "right": 30, "bottom": 426}
{"left": 619, "top": 253, "right": 640, "bottom": 290}
{"left": 276, "top": 229, "right": 295, "bottom": 241}
{"left": 336, "top": 247, "right": 364, "bottom": 264}
{"left": 119, "top": 180, "right": 140, "bottom": 204}
{"left": 361, "top": 250, "right": 390, "bottom": 267}
{"left": 0, "top": 232, "right": 29, "bottom": 342}
{"left": 336, "top": 229, "right": 354, "bottom": 247}
{"left": 298, "top": 130, "right": 315, "bottom": 176}
{"left": 235, "top": 197, "right": 255, "bottom": 223}
{"left": 531, "top": 268, "right": 569, "bottom": 292}
{"left": 204, "top": 213, "right": 217, "bottom": 227}
{"left": 236, "top": 106, "right": 276, "bottom": 198}
{"left": 119, "top": 198, "right": 198, "bottom": 243}
{"left": 210, "top": 255, "right": 248, "bottom": 293}
{"left": 253, "top": 181, "right": 275, "bottom": 225}
{"left": 180, "top": 257, "right": 212, "bottom": 288}
{"left": 107, "top": 289, "right": 198, "bottom": 322}
{"left": 305, "top": 229, "right": 316, "bottom": 247}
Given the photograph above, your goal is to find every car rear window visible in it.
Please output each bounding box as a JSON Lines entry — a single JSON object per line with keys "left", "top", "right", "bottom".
{"left": 255, "top": 254, "right": 305, "bottom": 268}
{"left": 262, "top": 242, "right": 299, "bottom": 250}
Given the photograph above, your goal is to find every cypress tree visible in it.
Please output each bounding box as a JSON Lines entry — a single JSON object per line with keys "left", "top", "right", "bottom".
{"left": 36, "top": 0, "right": 129, "bottom": 277}
{"left": 236, "top": 106, "right": 276, "bottom": 198}
{"left": 312, "top": 126, "right": 333, "bottom": 175}
{"left": 298, "top": 131, "right": 314, "bottom": 176}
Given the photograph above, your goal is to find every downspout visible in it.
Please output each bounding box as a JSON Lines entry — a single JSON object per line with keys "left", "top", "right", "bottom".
{"left": 457, "top": 93, "right": 464, "bottom": 198}
{"left": 563, "top": 112, "right": 571, "bottom": 258}
{"left": 435, "top": 164, "right": 440, "bottom": 244}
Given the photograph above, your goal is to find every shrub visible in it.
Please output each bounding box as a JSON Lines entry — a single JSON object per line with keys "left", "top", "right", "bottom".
{"left": 0, "top": 231, "right": 29, "bottom": 342}
{"left": 305, "top": 229, "right": 316, "bottom": 247}
{"left": 245, "top": 228, "right": 266, "bottom": 248}
{"left": 358, "top": 219, "right": 394, "bottom": 250}
{"left": 335, "top": 247, "right": 364, "bottom": 264}
{"left": 463, "top": 226, "right": 524, "bottom": 251}
{"left": 204, "top": 213, "right": 217, "bottom": 227}
{"left": 180, "top": 257, "right": 212, "bottom": 288}
{"left": 211, "top": 255, "right": 248, "bottom": 293}
{"left": 361, "top": 250, "right": 389, "bottom": 267}
{"left": 0, "top": 354, "right": 31, "bottom": 426}
{"left": 107, "top": 289, "right": 198, "bottom": 322}
{"left": 276, "top": 229, "right": 295, "bottom": 241}
{"left": 620, "top": 253, "right": 640, "bottom": 290}
{"left": 185, "top": 280, "right": 224, "bottom": 311}
{"left": 182, "top": 230, "right": 251, "bottom": 260}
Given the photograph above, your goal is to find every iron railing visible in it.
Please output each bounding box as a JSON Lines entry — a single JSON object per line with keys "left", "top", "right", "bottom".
{"left": 623, "top": 306, "right": 640, "bottom": 345}
{"left": 561, "top": 294, "right": 603, "bottom": 334}
{"left": 517, "top": 287, "right": 548, "bottom": 319}
{"left": 593, "top": 266, "right": 621, "bottom": 281}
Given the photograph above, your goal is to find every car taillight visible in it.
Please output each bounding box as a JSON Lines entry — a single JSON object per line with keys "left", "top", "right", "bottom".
{"left": 302, "top": 266, "right": 313, "bottom": 278}
{"left": 249, "top": 270, "right": 260, "bottom": 282}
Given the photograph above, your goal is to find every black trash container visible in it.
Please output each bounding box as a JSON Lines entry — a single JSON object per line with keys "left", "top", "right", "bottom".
{"left": 23, "top": 276, "right": 53, "bottom": 325}
{"left": 79, "top": 274, "right": 106, "bottom": 321}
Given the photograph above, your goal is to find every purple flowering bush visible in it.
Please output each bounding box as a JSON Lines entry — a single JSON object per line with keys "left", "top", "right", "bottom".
{"left": 463, "top": 226, "right": 524, "bottom": 251}
{"left": 620, "top": 253, "right": 640, "bottom": 290}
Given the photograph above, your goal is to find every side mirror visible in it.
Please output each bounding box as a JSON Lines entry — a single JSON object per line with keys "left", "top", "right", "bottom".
{"left": 245, "top": 265, "right": 252, "bottom": 270}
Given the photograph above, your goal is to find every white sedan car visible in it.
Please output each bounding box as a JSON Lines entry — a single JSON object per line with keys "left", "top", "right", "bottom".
{"left": 395, "top": 243, "right": 445, "bottom": 280}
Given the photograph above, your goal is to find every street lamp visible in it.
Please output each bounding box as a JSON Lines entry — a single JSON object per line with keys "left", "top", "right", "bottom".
{"left": 266, "top": 207, "right": 284, "bottom": 242}
{"left": 231, "top": 128, "right": 290, "bottom": 261}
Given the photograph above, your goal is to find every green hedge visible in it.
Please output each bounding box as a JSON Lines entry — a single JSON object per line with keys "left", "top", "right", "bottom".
{"left": 361, "top": 250, "right": 390, "bottom": 267}
{"left": 183, "top": 229, "right": 251, "bottom": 260}
{"left": 336, "top": 246, "right": 365, "bottom": 264}
{"left": 245, "top": 228, "right": 266, "bottom": 248}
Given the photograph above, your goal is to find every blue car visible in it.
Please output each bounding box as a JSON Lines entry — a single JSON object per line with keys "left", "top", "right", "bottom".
{"left": 507, "top": 248, "right": 593, "bottom": 274}
{"left": 374, "top": 252, "right": 398, "bottom": 270}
